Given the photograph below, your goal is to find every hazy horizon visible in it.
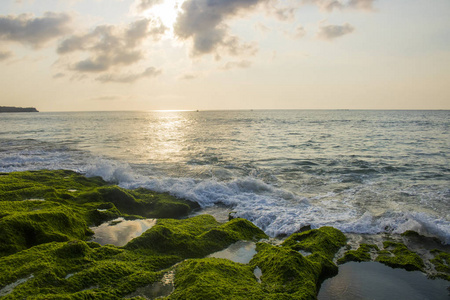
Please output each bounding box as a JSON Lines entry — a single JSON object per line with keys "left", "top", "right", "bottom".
{"left": 1, "top": 0, "right": 449, "bottom": 111}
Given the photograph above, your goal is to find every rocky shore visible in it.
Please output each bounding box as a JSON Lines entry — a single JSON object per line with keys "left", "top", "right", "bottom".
{"left": 0, "top": 170, "right": 448, "bottom": 299}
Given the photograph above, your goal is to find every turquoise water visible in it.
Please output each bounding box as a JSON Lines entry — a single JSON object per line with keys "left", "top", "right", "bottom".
{"left": 0, "top": 110, "right": 449, "bottom": 242}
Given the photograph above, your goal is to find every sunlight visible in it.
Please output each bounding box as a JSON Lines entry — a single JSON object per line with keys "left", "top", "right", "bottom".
{"left": 143, "top": 0, "right": 183, "bottom": 31}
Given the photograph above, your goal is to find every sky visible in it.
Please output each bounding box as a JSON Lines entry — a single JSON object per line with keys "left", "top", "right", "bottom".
{"left": 0, "top": 0, "right": 449, "bottom": 111}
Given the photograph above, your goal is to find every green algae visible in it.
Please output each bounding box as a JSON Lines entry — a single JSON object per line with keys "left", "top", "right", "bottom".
{"left": 0, "top": 170, "right": 199, "bottom": 257}
{"left": 0, "top": 239, "right": 168, "bottom": 299}
{"left": 0, "top": 171, "right": 273, "bottom": 299}
{"left": 169, "top": 227, "right": 348, "bottom": 300}
{"left": 337, "top": 244, "right": 379, "bottom": 264}
{"left": 430, "top": 249, "right": 450, "bottom": 281}
{"left": 339, "top": 240, "right": 425, "bottom": 272}
{"left": 0, "top": 214, "right": 267, "bottom": 299}
{"left": 375, "top": 241, "right": 425, "bottom": 271}
{"left": 282, "top": 226, "right": 347, "bottom": 260}
{"left": 125, "top": 215, "right": 268, "bottom": 259}
{"left": 170, "top": 258, "right": 263, "bottom": 300}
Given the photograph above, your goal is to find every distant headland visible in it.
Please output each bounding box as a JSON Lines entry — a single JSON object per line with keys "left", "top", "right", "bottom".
{"left": 0, "top": 106, "right": 39, "bottom": 113}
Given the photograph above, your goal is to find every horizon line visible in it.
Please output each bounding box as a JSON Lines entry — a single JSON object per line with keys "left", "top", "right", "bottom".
{"left": 25, "top": 108, "right": 450, "bottom": 113}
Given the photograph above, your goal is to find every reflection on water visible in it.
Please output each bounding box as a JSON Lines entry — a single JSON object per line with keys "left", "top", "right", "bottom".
{"left": 0, "top": 275, "right": 34, "bottom": 297}
{"left": 125, "top": 270, "right": 175, "bottom": 299}
{"left": 208, "top": 241, "right": 257, "bottom": 264}
{"left": 90, "top": 217, "right": 156, "bottom": 247}
{"left": 318, "top": 262, "right": 449, "bottom": 300}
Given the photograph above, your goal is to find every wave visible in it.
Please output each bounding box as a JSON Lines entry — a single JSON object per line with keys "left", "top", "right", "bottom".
{"left": 84, "top": 158, "right": 450, "bottom": 244}
{"left": 1, "top": 139, "right": 449, "bottom": 244}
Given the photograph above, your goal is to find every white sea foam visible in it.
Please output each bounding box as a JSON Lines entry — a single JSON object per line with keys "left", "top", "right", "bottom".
{"left": 81, "top": 160, "right": 450, "bottom": 244}
{"left": 1, "top": 149, "right": 448, "bottom": 244}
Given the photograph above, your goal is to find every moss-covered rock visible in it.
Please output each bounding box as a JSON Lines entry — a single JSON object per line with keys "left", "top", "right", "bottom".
{"left": 125, "top": 215, "right": 268, "bottom": 259}
{"left": 0, "top": 239, "right": 168, "bottom": 299}
{"left": 0, "top": 170, "right": 199, "bottom": 257}
{"left": 169, "top": 227, "right": 348, "bottom": 300}
{"left": 430, "top": 249, "right": 450, "bottom": 281}
{"left": 0, "top": 213, "right": 268, "bottom": 299}
{"left": 170, "top": 258, "right": 264, "bottom": 300}
{"left": 282, "top": 226, "right": 347, "bottom": 261}
{"left": 0, "top": 202, "right": 91, "bottom": 256}
{"left": 375, "top": 241, "right": 425, "bottom": 271}
{"left": 337, "top": 244, "right": 379, "bottom": 264}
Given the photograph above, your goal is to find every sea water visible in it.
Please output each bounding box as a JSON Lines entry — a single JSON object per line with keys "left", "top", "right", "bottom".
{"left": 0, "top": 110, "right": 449, "bottom": 243}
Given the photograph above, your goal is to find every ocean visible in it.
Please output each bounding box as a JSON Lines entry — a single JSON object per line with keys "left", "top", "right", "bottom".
{"left": 1, "top": 110, "right": 449, "bottom": 243}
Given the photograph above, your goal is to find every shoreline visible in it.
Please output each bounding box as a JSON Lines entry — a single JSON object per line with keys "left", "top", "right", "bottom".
{"left": 0, "top": 170, "right": 448, "bottom": 299}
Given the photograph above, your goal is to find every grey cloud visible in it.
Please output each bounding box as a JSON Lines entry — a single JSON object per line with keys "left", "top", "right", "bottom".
{"left": 0, "top": 12, "right": 72, "bottom": 47}
{"left": 52, "top": 72, "right": 65, "bottom": 79}
{"left": 179, "top": 74, "right": 198, "bottom": 80}
{"left": 284, "top": 25, "right": 307, "bottom": 39}
{"left": 174, "top": 0, "right": 268, "bottom": 57}
{"left": 74, "top": 58, "right": 110, "bottom": 73}
{"left": 318, "top": 23, "right": 354, "bottom": 40}
{"left": 295, "top": 26, "right": 307, "bottom": 39}
{"left": 348, "top": 0, "right": 375, "bottom": 10}
{"left": 0, "top": 50, "right": 12, "bottom": 61}
{"left": 90, "top": 95, "right": 121, "bottom": 101}
{"left": 96, "top": 67, "right": 161, "bottom": 83}
{"left": 303, "top": 0, "right": 375, "bottom": 11}
{"left": 136, "top": 0, "right": 164, "bottom": 11}
{"left": 221, "top": 60, "right": 252, "bottom": 70}
{"left": 58, "top": 19, "right": 166, "bottom": 73}
{"left": 263, "top": 1, "right": 299, "bottom": 21}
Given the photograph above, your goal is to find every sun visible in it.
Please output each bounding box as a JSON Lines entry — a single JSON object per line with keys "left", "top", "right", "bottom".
{"left": 143, "top": 0, "right": 183, "bottom": 31}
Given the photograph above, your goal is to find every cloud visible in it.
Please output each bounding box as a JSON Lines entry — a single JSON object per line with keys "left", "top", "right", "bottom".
{"left": 52, "top": 72, "right": 65, "bottom": 79}
{"left": 179, "top": 73, "right": 198, "bottom": 80}
{"left": 58, "top": 19, "right": 166, "bottom": 73}
{"left": 220, "top": 60, "right": 252, "bottom": 70}
{"left": 263, "top": 0, "right": 299, "bottom": 21}
{"left": 0, "top": 50, "right": 12, "bottom": 61}
{"left": 285, "top": 25, "right": 307, "bottom": 39}
{"left": 174, "top": 0, "right": 269, "bottom": 57}
{"left": 96, "top": 67, "right": 161, "bottom": 83}
{"left": 135, "top": 0, "right": 165, "bottom": 11}
{"left": 89, "top": 95, "right": 121, "bottom": 101}
{"left": 303, "top": 0, "right": 375, "bottom": 12}
{"left": 317, "top": 23, "right": 354, "bottom": 40}
{"left": 0, "top": 12, "right": 72, "bottom": 48}
{"left": 255, "top": 22, "right": 270, "bottom": 33}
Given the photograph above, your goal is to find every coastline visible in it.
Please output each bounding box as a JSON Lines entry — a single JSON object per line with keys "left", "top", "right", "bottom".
{"left": 0, "top": 170, "right": 448, "bottom": 299}
{"left": 0, "top": 106, "right": 38, "bottom": 113}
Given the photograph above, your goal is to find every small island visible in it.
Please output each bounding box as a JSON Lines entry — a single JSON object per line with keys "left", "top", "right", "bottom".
{"left": 0, "top": 106, "right": 38, "bottom": 113}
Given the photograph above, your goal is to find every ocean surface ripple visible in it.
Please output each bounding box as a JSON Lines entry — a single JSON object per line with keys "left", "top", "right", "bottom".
{"left": 1, "top": 110, "right": 449, "bottom": 243}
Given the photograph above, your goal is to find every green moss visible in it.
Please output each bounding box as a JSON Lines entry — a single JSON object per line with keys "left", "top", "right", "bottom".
{"left": 0, "top": 170, "right": 353, "bottom": 299}
{"left": 0, "top": 214, "right": 268, "bottom": 299}
{"left": 0, "top": 203, "right": 91, "bottom": 256}
{"left": 282, "top": 226, "right": 347, "bottom": 261}
{"left": 250, "top": 243, "right": 318, "bottom": 299}
{"left": 337, "top": 244, "right": 379, "bottom": 264}
{"left": 125, "top": 215, "right": 268, "bottom": 258}
{"left": 169, "top": 227, "right": 347, "bottom": 299}
{"left": 170, "top": 258, "right": 264, "bottom": 300}
{"left": 0, "top": 170, "right": 200, "bottom": 256}
{"left": 375, "top": 241, "right": 425, "bottom": 271}
{"left": 0, "top": 239, "right": 178, "bottom": 299}
{"left": 430, "top": 249, "right": 450, "bottom": 281}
